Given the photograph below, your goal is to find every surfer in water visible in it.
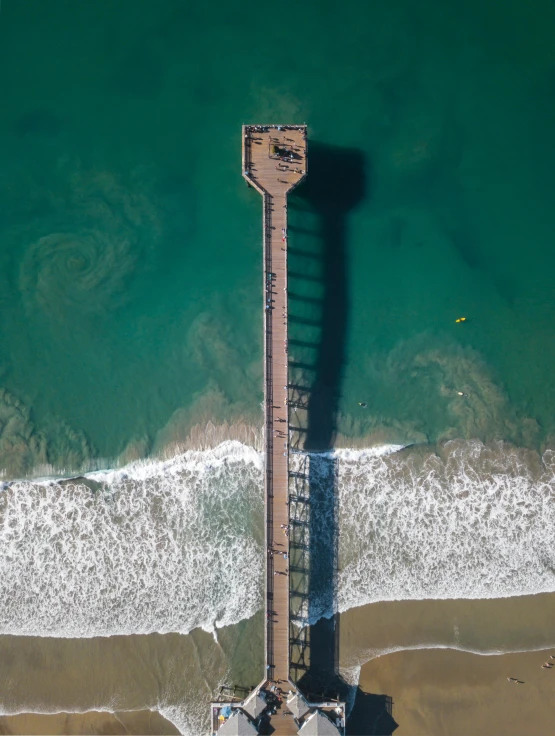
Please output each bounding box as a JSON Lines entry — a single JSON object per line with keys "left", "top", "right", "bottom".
{"left": 358, "top": 402, "right": 368, "bottom": 408}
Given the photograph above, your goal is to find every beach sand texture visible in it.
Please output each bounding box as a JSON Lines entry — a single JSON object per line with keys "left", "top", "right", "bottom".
{"left": 357, "top": 648, "right": 555, "bottom": 736}
{"left": 1, "top": 595, "right": 555, "bottom": 733}
{"left": 343, "top": 595, "right": 555, "bottom": 734}
{"left": 0, "top": 711, "right": 178, "bottom": 735}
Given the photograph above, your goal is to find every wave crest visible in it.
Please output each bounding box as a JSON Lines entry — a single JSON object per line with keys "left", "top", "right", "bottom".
{"left": 335, "top": 440, "right": 555, "bottom": 612}
{"left": 0, "top": 439, "right": 554, "bottom": 638}
{"left": 0, "top": 442, "right": 263, "bottom": 637}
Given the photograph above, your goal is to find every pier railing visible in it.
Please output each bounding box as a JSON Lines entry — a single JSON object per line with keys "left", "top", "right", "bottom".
{"left": 243, "top": 129, "right": 266, "bottom": 196}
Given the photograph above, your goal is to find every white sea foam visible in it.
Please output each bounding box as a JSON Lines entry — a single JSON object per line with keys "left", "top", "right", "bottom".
{"left": 0, "top": 439, "right": 554, "bottom": 639}
{"left": 333, "top": 440, "right": 555, "bottom": 613}
{"left": 0, "top": 441, "right": 263, "bottom": 637}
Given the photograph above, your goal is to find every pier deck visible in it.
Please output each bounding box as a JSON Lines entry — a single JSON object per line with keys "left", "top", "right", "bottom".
{"left": 210, "top": 127, "right": 345, "bottom": 736}
{"left": 244, "top": 125, "right": 307, "bottom": 674}
{"left": 245, "top": 125, "right": 306, "bottom": 734}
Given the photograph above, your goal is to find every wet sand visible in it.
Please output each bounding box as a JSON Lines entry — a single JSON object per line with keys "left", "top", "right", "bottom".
{"left": 0, "top": 615, "right": 264, "bottom": 736}
{"left": 357, "top": 648, "right": 555, "bottom": 735}
{"left": 0, "top": 711, "right": 178, "bottom": 735}
{"left": 2, "top": 596, "right": 555, "bottom": 734}
{"left": 341, "top": 594, "right": 555, "bottom": 735}
{"left": 339, "top": 593, "right": 555, "bottom": 671}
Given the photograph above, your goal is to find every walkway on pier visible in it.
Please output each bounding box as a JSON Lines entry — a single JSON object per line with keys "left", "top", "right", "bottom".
{"left": 243, "top": 125, "right": 307, "bottom": 734}
{"left": 210, "top": 127, "right": 345, "bottom": 736}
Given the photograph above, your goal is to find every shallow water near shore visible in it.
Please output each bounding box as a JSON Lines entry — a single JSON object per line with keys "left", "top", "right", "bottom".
{"left": 1, "top": 0, "right": 555, "bottom": 733}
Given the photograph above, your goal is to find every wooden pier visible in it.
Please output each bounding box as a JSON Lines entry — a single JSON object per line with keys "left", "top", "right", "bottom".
{"left": 210, "top": 126, "right": 345, "bottom": 736}
{"left": 246, "top": 125, "right": 306, "bottom": 735}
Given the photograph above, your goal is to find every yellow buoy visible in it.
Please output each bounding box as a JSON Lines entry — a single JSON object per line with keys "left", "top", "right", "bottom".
{"left": 455, "top": 317, "right": 467, "bottom": 323}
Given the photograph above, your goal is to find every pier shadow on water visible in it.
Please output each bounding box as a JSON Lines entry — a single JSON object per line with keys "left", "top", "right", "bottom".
{"left": 287, "top": 142, "right": 398, "bottom": 735}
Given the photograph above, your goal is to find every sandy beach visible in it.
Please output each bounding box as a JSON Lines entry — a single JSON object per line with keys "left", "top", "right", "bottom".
{"left": 341, "top": 593, "right": 555, "bottom": 734}
{"left": 339, "top": 593, "right": 555, "bottom": 669}
{"left": 357, "top": 648, "right": 555, "bottom": 735}
{"left": 1, "top": 595, "right": 555, "bottom": 734}
{"left": 0, "top": 614, "right": 264, "bottom": 735}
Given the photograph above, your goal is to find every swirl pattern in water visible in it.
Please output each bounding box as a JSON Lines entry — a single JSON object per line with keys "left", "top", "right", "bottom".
{"left": 22, "top": 230, "right": 137, "bottom": 315}
{"left": 0, "top": 439, "right": 554, "bottom": 637}
{"left": 18, "top": 168, "right": 160, "bottom": 318}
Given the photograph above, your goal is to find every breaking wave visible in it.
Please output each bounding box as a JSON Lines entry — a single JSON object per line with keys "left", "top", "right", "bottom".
{"left": 0, "top": 439, "right": 554, "bottom": 637}
{"left": 333, "top": 440, "right": 555, "bottom": 613}
{"left": 0, "top": 441, "right": 263, "bottom": 637}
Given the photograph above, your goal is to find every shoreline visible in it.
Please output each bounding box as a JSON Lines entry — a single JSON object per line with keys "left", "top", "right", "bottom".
{"left": 339, "top": 594, "right": 555, "bottom": 671}
{"left": 3, "top": 595, "right": 555, "bottom": 735}
{"left": 356, "top": 647, "right": 555, "bottom": 735}
{"left": 7, "top": 412, "right": 553, "bottom": 484}
{"left": 1, "top": 433, "right": 554, "bottom": 734}
{"left": 0, "top": 710, "right": 179, "bottom": 736}
{"left": 341, "top": 593, "right": 555, "bottom": 733}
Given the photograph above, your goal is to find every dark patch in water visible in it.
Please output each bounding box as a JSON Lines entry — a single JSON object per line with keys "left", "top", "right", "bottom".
{"left": 58, "top": 476, "right": 104, "bottom": 494}
{"left": 15, "top": 110, "right": 63, "bottom": 138}
{"left": 493, "top": 274, "right": 517, "bottom": 307}
{"left": 449, "top": 226, "right": 480, "bottom": 269}
{"left": 389, "top": 215, "right": 406, "bottom": 249}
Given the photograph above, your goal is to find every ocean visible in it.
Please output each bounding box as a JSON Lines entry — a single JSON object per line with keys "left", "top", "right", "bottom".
{"left": 1, "top": 0, "right": 555, "bottom": 733}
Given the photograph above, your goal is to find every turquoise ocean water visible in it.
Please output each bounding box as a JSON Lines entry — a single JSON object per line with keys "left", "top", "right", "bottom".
{"left": 1, "top": 2, "right": 555, "bottom": 733}
{"left": 1, "top": 0, "right": 555, "bottom": 474}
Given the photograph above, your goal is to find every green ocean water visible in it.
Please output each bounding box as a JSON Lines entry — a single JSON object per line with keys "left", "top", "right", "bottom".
{"left": 1, "top": 0, "right": 555, "bottom": 476}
